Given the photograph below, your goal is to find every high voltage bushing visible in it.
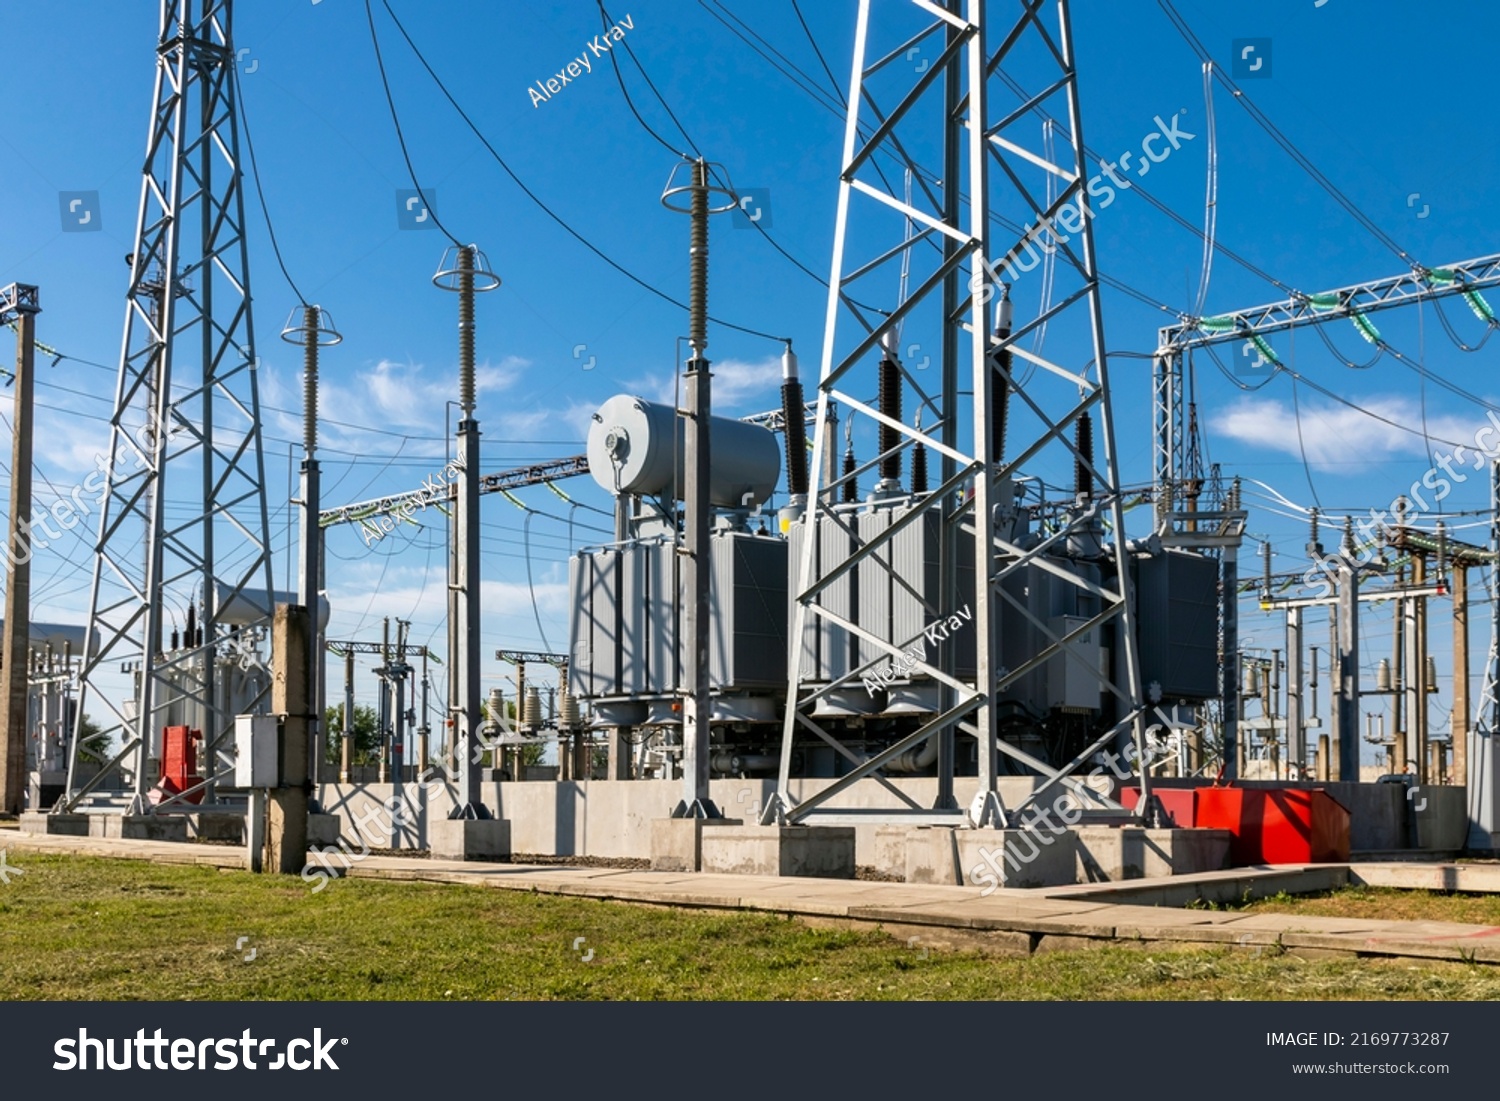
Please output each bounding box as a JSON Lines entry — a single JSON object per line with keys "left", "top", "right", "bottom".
{"left": 1074, "top": 411, "right": 1094, "bottom": 500}
{"left": 279, "top": 305, "right": 343, "bottom": 454}
{"left": 877, "top": 333, "right": 902, "bottom": 485}
{"left": 780, "top": 344, "right": 808, "bottom": 497}
{"left": 992, "top": 288, "right": 1013, "bottom": 467}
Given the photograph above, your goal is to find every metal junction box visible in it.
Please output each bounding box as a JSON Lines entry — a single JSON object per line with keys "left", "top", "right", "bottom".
{"left": 232, "top": 714, "right": 278, "bottom": 788}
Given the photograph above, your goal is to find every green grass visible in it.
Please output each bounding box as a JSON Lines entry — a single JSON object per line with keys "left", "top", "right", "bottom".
{"left": 3, "top": 855, "right": 1500, "bottom": 1000}
{"left": 1242, "top": 885, "right": 1500, "bottom": 926}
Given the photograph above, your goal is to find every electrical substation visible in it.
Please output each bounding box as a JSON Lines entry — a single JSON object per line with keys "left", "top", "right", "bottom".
{"left": 7, "top": 0, "right": 1500, "bottom": 891}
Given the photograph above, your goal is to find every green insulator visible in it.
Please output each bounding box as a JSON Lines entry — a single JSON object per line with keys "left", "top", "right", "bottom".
{"left": 1427, "top": 268, "right": 1456, "bottom": 286}
{"left": 1308, "top": 292, "right": 1341, "bottom": 310}
{"left": 1350, "top": 310, "right": 1381, "bottom": 346}
{"left": 1199, "top": 315, "right": 1237, "bottom": 333}
{"left": 1249, "top": 332, "right": 1280, "bottom": 366}
{"left": 1463, "top": 288, "right": 1497, "bottom": 324}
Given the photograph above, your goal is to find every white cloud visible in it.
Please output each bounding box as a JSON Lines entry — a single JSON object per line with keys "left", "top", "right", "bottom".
{"left": 618, "top": 353, "right": 785, "bottom": 416}
{"left": 1211, "top": 395, "right": 1477, "bottom": 468}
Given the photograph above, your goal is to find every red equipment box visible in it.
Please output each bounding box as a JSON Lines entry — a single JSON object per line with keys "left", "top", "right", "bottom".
{"left": 1122, "top": 785, "right": 1351, "bottom": 864}
{"left": 1195, "top": 787, "right": 1350, "bottom": 864}
{"left": 160, "top": 725, "right": 203, "bottom": 804}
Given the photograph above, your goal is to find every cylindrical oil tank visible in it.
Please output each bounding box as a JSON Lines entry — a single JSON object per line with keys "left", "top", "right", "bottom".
{"left": 213, "top": 582, "right": 331, "bottom": 630}
{"left": 586, "top": 394, "right": 781, "bottom": 507}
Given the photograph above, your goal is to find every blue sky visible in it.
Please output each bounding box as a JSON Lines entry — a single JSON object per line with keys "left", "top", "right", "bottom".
{"left": 2, "top": 0, "right": 1498, "bottom": 762}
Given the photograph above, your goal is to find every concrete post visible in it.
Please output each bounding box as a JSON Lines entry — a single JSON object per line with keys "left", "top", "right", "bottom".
{"left": 266, "top": 604, "right": 310, "bottom": 874}
{"left": 1454, "top": 564, "right": 1470, "bottom": 788}
{"left": 1286, "top": 607, "right": 1304, "bottom": 772}
{"left": 1221, "top": 542, "right": 1239, "bottom": 779}
{"left": 0, "top": 286, "right": 39, "bottom": 815}
{"left": 1336, "top": 524, "right": 1360, "bottom": 781}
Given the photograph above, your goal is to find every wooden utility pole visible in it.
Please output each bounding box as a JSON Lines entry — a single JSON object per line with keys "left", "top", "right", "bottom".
{"left": 0, "top": 284, "right": 39, "bottom": 816}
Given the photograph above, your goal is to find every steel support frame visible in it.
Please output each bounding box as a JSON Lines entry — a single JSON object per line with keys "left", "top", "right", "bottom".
{"left": 61, "top": 0, "right": 274, "bottom": 814}
{"left": 765, "top": 0, "right": 1151, "bottom": 829}
{"left": 1154, "top": 251, "right": 1500, "bottom": 503}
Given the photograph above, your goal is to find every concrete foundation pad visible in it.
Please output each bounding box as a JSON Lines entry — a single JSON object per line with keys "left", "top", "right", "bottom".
{"left": 18, "top": 812, "right": 88, "bottom": 836}
{"left": 649, "top": 818, "right": 745, "bottom": 872}
{"left": 1075, "top": 827, "right": 1231, "bottom": 883}
{"left": 90, "top": 815, "right": 189, "bottom": 842}
{"left": 186, "top": 813, "right": 244, "bottom": 843}
{"left": 308, "top": 813, "right": 339, "bottom": 847}
{"left": 429, "top": 818, "right": 510, "bottom": 861}
{"left": 905, "top": 827, "right": 1078, "bottom": 889}
{"left": 699, "top": 826, "right": 855, "bottom": 879}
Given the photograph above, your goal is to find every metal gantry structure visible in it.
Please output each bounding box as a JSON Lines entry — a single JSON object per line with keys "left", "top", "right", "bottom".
{"left": 1154, "top": 251, "right": 1500, "bottom": 505}
{"left": 61, "top": 0, "right": 275, "bottom": 814}
{"left": 765, "top": 0, "right": 1152, "bottom": 828}
{"left": 1154, "top": 251, "right": 1500, "bottom": 781}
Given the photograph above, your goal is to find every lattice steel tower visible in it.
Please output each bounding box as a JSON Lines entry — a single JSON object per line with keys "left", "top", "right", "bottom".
{"left": 61, "top": 0, "right": 273, "bottom": 812}
{"left": 766, "top": 0, "right": 1153, "bottom": 827}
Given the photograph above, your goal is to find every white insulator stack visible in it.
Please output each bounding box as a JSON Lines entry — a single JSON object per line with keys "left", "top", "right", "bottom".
{"left": 522, "top": 686, "right": 543, "bottom": 732}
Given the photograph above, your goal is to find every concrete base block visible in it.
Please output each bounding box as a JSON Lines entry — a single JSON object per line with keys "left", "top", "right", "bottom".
{"left": 308, "top": 813, "right": 340, "bottom": 847}
{"left": 186, "top": 813, "right": 244, "bottom": 843}
{"left": 19, "top": 811, "right": 88, "bottom": 836}
{"left": 91, "top": 815, "right": 189, "bottom": 841}
{"left": 870, "top": 827, "right": 911, "bottom": 880}
{"left": 429, "top": 818, "right": 510, "bottom": 861}
{"left": 649, "top": 817, "right": 744, "bottom": 872}
{"left": 699, "top": 825, "right": 856, "bottom": 879}
{"left": 1075, "top": 827, "right": 1231, "bottom": 883}
{"left": 906, "top": 827, "right": 1078, "bottom": 889}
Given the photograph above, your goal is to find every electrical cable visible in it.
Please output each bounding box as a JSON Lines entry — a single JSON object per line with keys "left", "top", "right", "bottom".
{"left": 1432, "top": 293, "right": 1499, "bottom": 353}
{"left": 363, "top": 0, "right": 462, "bottom": 247}
{"left": 1191, "top": 60, "right": 1217, "bottom": 321}
{"left": 378, "top": 0, "right": 789, "bottom": 345}
{"left": 594, "top": 1, "right": 888, "bottom": 316}
{"left": 597, "top": 2, "right": 695, "bottom": 158}
{"left": 1313, "top": 322, "right": 1383, "bottom": 370}
{"left": 523, "top": 511, "right": 551, "bottom": 652}
{"left": 1287, "top": 330, "right": 1321, "bottom": 508}
{"left": 789, "top": 0, "right": 846, "bottom": 109}
{"left": 700, "top": 0, "right": 844, "bottom": 116}
{"left": 1158, "top": 0, "right": 1419, "bottom": 270}
{"left": 234, "top": 62, "right": 307, "bottom": 308}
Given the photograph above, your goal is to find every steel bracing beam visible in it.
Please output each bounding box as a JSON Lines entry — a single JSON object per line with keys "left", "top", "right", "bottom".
{"left": 318, "top": 455, "right": 590, "bottom": 532}
{"left": 1154, "top": 252, "right": 1500, "bottom": 509}
{"left": 318, "top": 403, "right": 823, "bottom": 534}
{"left": 765, "top": 0, "right": 1152, "bottom": 832}
{"left": 61, "top": 0, "right": 274, "bottom": 814}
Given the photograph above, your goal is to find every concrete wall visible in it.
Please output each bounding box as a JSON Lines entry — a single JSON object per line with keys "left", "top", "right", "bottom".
{"left": 312, "top": 774, "right": 1464, "bottom": 864}
{"left": 313, "top": 775, "right": 1067, "bottom": 865}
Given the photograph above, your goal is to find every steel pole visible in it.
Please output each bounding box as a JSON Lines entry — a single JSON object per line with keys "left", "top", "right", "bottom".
{"left": 452, "top": 245, "right": 488, "bottom": 818}
{"left": 678, "top": 159, "right": 718, "bottom": 819}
